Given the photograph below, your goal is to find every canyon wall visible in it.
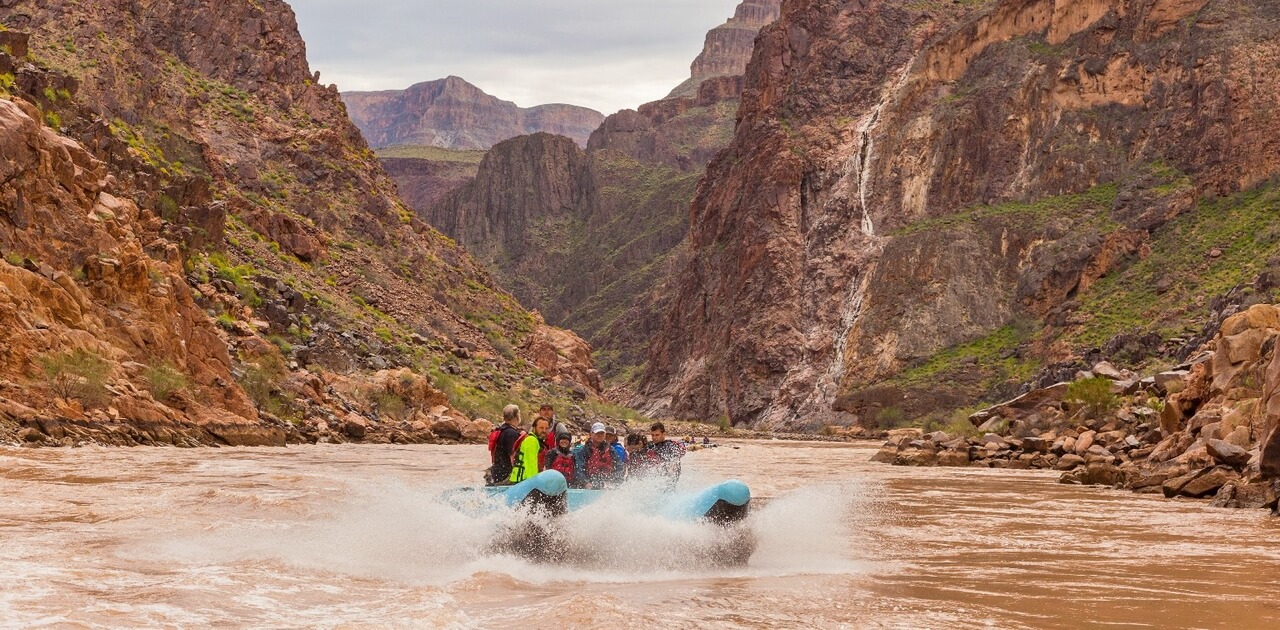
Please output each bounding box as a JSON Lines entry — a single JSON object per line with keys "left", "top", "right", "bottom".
{"left": 0, "top": 0, "right": 601, "bottom": 447}
{"left": 637, "top": 0, "right": 1280, "bottom": 429}
{"left": 668, "top": 0, "right": 783, "bottom": 98}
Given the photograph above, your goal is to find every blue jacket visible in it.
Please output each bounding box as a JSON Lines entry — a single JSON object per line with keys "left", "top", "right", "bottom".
{"left": 611, "top": 441, "right": 628, "bottom": 463}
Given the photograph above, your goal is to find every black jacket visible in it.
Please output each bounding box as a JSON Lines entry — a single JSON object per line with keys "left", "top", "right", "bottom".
{"left": 491, "top": 423, "right": 523, "bottom": 482}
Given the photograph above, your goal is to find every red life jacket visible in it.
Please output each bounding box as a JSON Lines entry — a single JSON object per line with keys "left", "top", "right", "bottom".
{"left": 547, "top": 450, "right": 575, "bottom": 478}
{"left": 585, "top": 444, "right": 614, "bottom": 479}
{"left": 487, "top": 427, "right": 502, "bottom": 463}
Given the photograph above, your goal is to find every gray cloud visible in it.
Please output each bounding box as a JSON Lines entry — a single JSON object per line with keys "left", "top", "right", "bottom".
{"left": 288, "top": 0, "right": 742, "bottom": 114}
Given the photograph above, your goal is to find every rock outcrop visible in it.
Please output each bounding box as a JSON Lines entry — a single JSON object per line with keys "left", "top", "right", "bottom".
{"left": 872, "top": 303, "right": 1280, "bottom": 514}
{"left": 0, "top": 0, "right": 604, "bottom": 447}
{"left": 667, "top": 0, "right": 783, "bottom": 98}
{"left": 343, "top": 77, "right": 604, "bottom": 150}
{"left": 637, "top": 0, "right": 1280, "bottom": 429}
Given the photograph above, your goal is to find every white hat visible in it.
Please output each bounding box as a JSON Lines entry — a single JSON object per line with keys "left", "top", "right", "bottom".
{"left": 590, "top": 422, "right": 606, "bottom": 434}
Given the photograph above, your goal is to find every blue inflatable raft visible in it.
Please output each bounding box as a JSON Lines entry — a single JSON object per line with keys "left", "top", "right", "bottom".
{"left": 457, "top": 470, "right": 752, "bottom": 524}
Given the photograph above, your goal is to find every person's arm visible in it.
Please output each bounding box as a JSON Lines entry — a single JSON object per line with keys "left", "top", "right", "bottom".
{"left": 573, "top": 446, "right": 587, "bottom": 485}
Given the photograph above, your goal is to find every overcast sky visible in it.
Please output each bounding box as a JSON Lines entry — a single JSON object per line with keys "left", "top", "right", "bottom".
{"left": 288, "top": 0, "right": 743, "bottom": 115}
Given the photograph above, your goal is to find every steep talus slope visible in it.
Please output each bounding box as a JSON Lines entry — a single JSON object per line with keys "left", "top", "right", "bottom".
{"left": 637, "top": 0, "right": 1280, "bottom": 430}
{"left": 343, "top": 76, "right": 604, "bottom": 150}
{"left": 0, "top": 0, "right": 604, "bottom": 447}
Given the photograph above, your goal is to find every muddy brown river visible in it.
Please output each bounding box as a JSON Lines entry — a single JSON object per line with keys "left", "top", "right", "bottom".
{"left": 1, "top": 441, "right": 1278, "bottom": 628}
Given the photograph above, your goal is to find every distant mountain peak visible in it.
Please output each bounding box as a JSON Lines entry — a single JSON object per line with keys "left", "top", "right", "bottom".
{"left": 343, "top": 78, "right": 604, "bottom": 150}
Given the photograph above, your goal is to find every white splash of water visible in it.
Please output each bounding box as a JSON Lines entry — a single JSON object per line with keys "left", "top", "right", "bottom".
{"left": 141, "top": 477, "right": 868, "bottom": 586}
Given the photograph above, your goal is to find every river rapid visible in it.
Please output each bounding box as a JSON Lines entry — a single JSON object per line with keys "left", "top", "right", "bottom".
{"left": 2, "top": 440, "right": 1278, "bottom": 628}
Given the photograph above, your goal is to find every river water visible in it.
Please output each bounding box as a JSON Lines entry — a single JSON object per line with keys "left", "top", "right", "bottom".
{"left": 1, "top": 440, "right": 1278, "bottom": 628}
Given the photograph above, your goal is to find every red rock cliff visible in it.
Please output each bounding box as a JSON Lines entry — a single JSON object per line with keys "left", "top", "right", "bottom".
{"left": 0, "top": 0, "right": 602, "bottom": 447}
{"left": 637, "top": 0, "right": 1280, "bottom": 430}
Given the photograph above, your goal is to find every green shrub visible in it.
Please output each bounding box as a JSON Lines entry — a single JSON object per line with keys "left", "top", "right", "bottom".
{"left": 368, "top": 390, "right": 408, "bottom": 421}
{"left": 1065, "top": 377, "right": 1119, "bottom": 419}
{"left": 39, "top": 348, "right": 111, "bottom": 407}
{"left": 869, "top": 406, "right": 908, "bottom": 430}
{"left": 237, "top": 351, "right": 296, "bottom": 420}
{"left": 143, "top": 362, "right": 189, "bottom": 402}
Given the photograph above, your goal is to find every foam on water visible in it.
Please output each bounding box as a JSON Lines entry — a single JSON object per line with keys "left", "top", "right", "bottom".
{"left": 142, "top": 475, "right": 869, "bottom": 588}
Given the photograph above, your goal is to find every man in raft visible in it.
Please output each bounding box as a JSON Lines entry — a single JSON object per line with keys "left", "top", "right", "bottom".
{"left": 649, "top": 422, "right": 686, "bottom": 490}
{"left": 487, "top": 404, "right": 523, "bottom": 485}
{"left": 574, "top": 422, "right": 623, "bottom": 489}
{"left": 509, "top": 416, "right": 550, "bottom": 484}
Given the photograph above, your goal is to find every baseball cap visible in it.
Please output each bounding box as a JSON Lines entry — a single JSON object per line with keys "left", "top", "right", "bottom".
{"left": 590, "top": 422, "right": 606, "bottom": 434}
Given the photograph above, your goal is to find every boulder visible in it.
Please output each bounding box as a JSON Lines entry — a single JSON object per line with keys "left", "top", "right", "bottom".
{"left": 1206, "top": 439, "right": 1251, "bottom": 468}
{"left": 1079, "top": 462, "right": 1123, "bottom": 486}
{"left": 968, "top": 383, "right": 1069, "bottom": 427}
{"left": 1073, "top": 430, "right": 1097, "bottom": 455}
{"left": 1180, "top": 466, "right": 1241, "bottom": 498}
{"left": 870, "top": 446, "right": 899, "bottom": 464}
{"left": 1055, "top": 454, "right": 1085, "bottom": 470}
{"left": 895, "top": 449, "right": 938, "bottom": 467}
{"left": 341, "top": 414, "right": 368, "bottom": 439}
{"left": 1153, "top": 371, "right": 1189, "bottom": 395}
{"left": 1092, "top": 361, "right": 1124, "bottom": 380}
{"left": 1259, "top": 426, "right": 1280, "bottom": 477}
{"left": 937, "top": 450, "right": 970, "bottom": 467}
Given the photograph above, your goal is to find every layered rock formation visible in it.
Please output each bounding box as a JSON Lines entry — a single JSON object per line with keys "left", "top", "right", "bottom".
{"left": 0, "top": 1, "right": 603, "bottom": 447}
{"left": 667, "top": 0, "right": 783, "bottom": 98}
{"left": 637, "top": 0, "right": 1280, "bottom": 429}
{"left": 343, "top": 77, "right": 604, "bottom": 150}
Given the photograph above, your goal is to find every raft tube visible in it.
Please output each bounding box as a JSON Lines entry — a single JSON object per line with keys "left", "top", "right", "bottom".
{"left": 660, "top": 479, "right": 751, "bottom": 525}
{"left": 561, "top": 480, "right": 751, "bottom": 524}
{"left": 487, "top": 470, "right": 569, "bottom": 515}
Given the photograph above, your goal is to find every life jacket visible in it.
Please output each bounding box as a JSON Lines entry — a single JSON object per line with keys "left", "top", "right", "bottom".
{"left": 488, "top": 427, "right": 502, "bottom": 463}
{"left": 584, "top": 443, "right": 614, "bottom": 480}
{"left": 547, "top": 449, "right": 575, "bottom": 478}
{"left": 509, "top": 433, "right": 542, "bottom": 479}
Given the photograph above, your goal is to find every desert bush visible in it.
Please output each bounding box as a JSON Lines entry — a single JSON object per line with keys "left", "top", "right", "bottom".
{"left": 1065, "top": 376, "right": 1119, "bottom": 419}
{"left": 39, "top": 348, "right": 111, "bottom": 407}
{"left": 143, "top": 362, "right": 189, "bottom": 402}
{"left": 237, "top": 351, "right": 296, "bottom": 419}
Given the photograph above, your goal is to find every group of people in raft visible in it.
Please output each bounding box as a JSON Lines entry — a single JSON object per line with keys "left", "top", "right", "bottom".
{"left": 486, "top": 403, "right": 686, "bottom": 490}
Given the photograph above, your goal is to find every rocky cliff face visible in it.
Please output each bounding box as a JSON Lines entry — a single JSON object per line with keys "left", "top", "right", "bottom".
{"left": 637, "top": 0, "right": 1280, "bottom": 430}
{"left": 343, "top": 77, "right": 604, "bottom": 150}
{"left": 0, "top": 0, "right": 604, "bottom": 447}
{"left": 667, "top": 0, "right": 782, "bottom": 98}
{"left": 419, "top": 44, "right": 750, "bottom": 384}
